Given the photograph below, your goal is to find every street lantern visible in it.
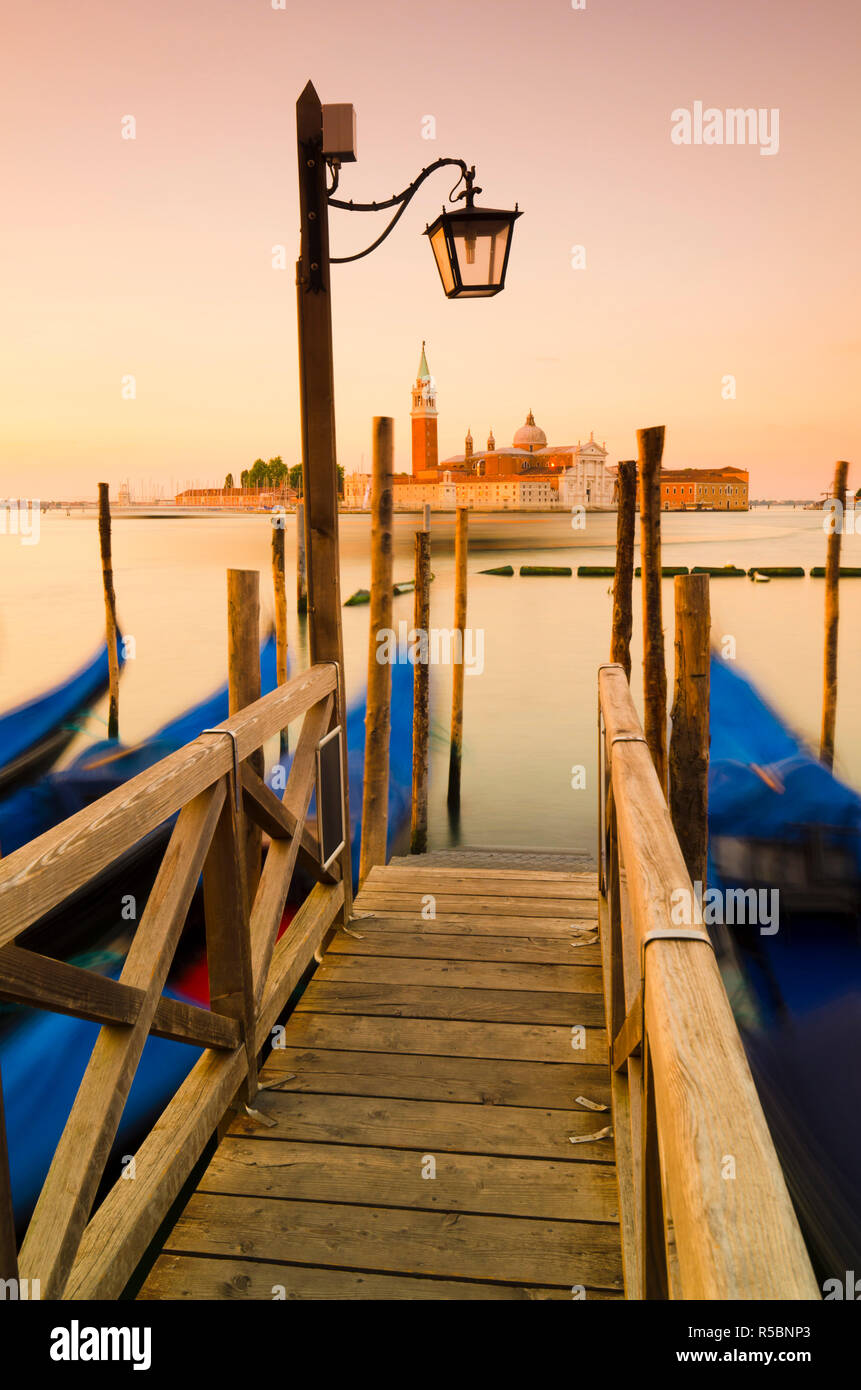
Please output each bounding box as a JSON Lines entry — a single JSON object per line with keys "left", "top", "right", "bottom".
{"left": 423, "top": 165, "right": 520, "bottom": 299}
{"left": 425, "top": 202, "right": 521, "bottom": 299}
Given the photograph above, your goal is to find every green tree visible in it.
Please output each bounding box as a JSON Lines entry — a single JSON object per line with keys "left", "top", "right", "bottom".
{"left": 289, "top": 463, "right": 304, "bottom": 495}
{"left": 337, "top": 465, "right": 345, "bottom": 496}
{"left": 267, "top": 456, "right": 288, "bottom": 487}
{"left": 240, "top": 469, "right": 250, "bottom": 488}
{"left": 224, "top": 472, "right": 234, "bottom": 490}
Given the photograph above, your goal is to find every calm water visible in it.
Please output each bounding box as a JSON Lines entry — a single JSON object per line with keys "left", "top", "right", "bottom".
{"left": 3, "top": 506, "right": 858, "bottom": 859}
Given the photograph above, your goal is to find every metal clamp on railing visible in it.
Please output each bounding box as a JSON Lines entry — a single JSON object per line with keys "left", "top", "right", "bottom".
{"left": 612, "top": 926, "right": 714, "bottom": 1072}
{"left": 200, "top": 728, "right": 242, "bottom": 809}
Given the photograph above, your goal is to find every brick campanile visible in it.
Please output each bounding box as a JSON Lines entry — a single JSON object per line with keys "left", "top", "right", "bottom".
{"left": 410, "top": 341, "right": 438, "bottom": 476}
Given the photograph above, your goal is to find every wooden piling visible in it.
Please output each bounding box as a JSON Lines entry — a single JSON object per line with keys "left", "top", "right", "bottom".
{"left": 359, "top": 418, "right": 395, "bottom": 885}
{"left": 611, "top": 460, "right": 637, "bottom": 679}
{"left": 638, "top": 427, "right": 667, "bottom": 794}
{"left": 296, "top": 501, "right": 308, "bottom": 616}
{"left": 821, "top": 459, "right": 850, "bottom": 769}
{"left": 669, "top": 573, "right": 710, "bottom": 885}
{"left": 97, "top": 483, "right": 120, "bottom": 740}
{"left": 423, "top": 502, "right": 431, "bottom": 533}
{"left": 447, "top": 506, "right": 469, "bottom": 813}
{"left": 227, "top": 569, "right": 263, "bottom": 902}
{"left": 410, "top": 529, "right": 432, "bottom": 854}
{"left": 271, "top": 518, "right": 289, "bottom": 756}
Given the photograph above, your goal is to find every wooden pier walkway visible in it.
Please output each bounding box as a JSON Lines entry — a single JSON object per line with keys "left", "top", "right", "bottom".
{"left": 140, "top": 860, "right": 624, "bottom": 1300}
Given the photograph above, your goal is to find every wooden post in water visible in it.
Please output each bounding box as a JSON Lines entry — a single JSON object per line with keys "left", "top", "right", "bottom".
{"left": 669, "top": 573, "right": 710, "bottom": 886}
{"left": 359, "top": 417, "right": 394, "bottom": 885}
{"left": 447, "top": 506, "right": 469, "bottom": 813}
{"left": 638, "top": 427, "right": 667, "bottom": 794}
{"left": 271, "top": 517, "right": 289, "bottom": 756}
{"left": 611, "top": 460, "right": 637, "bottom": 679}
{"left": 296, "top": 501, "right": 308, "bottom": 616}
{"left": 410, "top": 529, "right": 432, "bottom": 853}
{"left": 227, "top": 569, "right": 263, "bottom": 903}
{"left": 97, "top": 483, "right": 120, "bottom": 740}
{"left": 821, "top": 459, "right": 850, "bottom": 769}
{"left": 423, "top": 502, "right": 431, "bottom": 533}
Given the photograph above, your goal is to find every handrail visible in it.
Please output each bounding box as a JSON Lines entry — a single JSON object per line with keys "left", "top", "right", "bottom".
{"left": 598, "top": 662, "right": 819, "bottom": 1300}
{"left": 0, "top": 660, "right": 346, "bottom": 1299}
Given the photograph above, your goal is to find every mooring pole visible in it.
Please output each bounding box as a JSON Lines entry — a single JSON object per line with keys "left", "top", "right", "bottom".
{"left": 821, "top": 459, "right": 850, "bottom": 770}
{"left": 97, "top": 482, "right": 120, "bottom": 740}
{"left": 638, "top": 426, "right": 667, "bottom": 794}
{"left": 611, "top": 460, "right": 637, "bottom": 680}
{"left": 423, "top": 502, "right": 431, "bottom": 533}
{"left": 227, "top": 568, "right": 263, "bottom": 903}
{"left": 411, "top": 528, "right": 432, "bottom": 853}
{"left": 296, "top": 79, "right": 352, "bottom": 919}
{"left": 296, "top": 500, "right": 308, "bottom": 616}
{"left": 447, "top": 506, "right": 469, "bottom": 813}
{"left": 271, "top": 517, "right": 289, "bottom": 756}
{"left": 359, "top": 417, "right": 394, "bottom": 885}
{"left": 669, "top": 573, "right": 710, "bottom": 886}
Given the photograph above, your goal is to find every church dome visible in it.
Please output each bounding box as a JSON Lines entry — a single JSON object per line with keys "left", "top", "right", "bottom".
{"left": 513, "top": 410, "right": 547, "bottom": 451}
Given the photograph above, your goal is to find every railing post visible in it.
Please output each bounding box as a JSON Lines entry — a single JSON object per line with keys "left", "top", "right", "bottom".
{"left": 271, "top": 513, "right": 289, "bottom": 756}
{"left": 669, "top": 573, "right": 710, "bottom": 886}
{"left": 359, "top": 417, "right": 394, "bottom": 884}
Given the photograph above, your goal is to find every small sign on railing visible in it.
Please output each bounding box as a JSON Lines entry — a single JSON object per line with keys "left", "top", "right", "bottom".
{"left": 316, "top": 725, "right": 346, "bottom": 871}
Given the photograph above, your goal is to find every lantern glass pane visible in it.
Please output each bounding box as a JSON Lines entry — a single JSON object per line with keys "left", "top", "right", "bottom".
{"left": 429, "top": 225, "right": 456, "bottom": 294}
{"left": 451, "top": 217, "right": 511, "bottom": 289}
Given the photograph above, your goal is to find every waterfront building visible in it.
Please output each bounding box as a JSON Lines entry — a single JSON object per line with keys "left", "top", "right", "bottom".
{"left": 660, "top": 467, "right": 749, "bottom": 510}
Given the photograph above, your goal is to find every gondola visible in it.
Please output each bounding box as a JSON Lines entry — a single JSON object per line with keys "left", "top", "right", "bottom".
{"left": 708, "top": 653, "right": 861, "bottom": 1279}
{"left": 0, "top": 638, "right": 122, "bottom": 797}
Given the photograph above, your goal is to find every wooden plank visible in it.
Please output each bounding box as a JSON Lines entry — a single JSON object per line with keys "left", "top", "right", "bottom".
{"left": 250, "top": 694, "right": 333, "bottom": 1002}
{"left": 355, "top": 892, "right": 595, "bottom": 917}
{"left": 349, "top": 912, "right": 599, "bottom": 935}
{"left": 328, "top": 929, "right": 601, "bottom": 967}
{"left": 317, "top": 955, "right": 602, "bottom": 996}
{"left": 364, "top": 866, "right": 597, "bottom": 899}
{"left": 199, "top": 1138, "right": 619, "bottom": 1222}
{"left": 296, "top": 979, "right": 605, "bottom": 1027}
{"left": 0, "top": 943, "right": 240, "bottom": 1050}
{"left": 278, "top": 1012, "right": 608, "bottom": 1065}
{"left": 63, "top": 880, "right": 344, "bottom": 1300}
{"left": 227, "top": 1091, "right": 616, "bottom": 1163}
{"left": 20, "top": 781, "right": 226, "bottom": 1299}
{"left": 0, "top": 663, "right": 337, "bottom": 946}
{"left": 202, "top": 781, "right": 257, "bottom": 1098}
{"left": 379, "top": 864, "right": 597, "bottom": 884}
{"left": 139, "top": 1254, "right": 622, "bottom": 1301}
{"left": 162, "top": 1194, "right": 623, "bottom": 1289}
{"left": 261, "top": 1045, "right": 610, "bottom": 1109}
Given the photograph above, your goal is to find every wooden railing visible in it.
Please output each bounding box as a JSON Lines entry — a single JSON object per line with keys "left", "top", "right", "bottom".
{"left": 598, "top": 662, "right": 820, "bottom": 1300}
{"left": 0, "top": 663, "right": 346, "bottom": 1300}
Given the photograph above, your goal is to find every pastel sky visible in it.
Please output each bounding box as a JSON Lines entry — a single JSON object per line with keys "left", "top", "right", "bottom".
{"left": 2, "top": 0, "right": 860, "bottom": 497}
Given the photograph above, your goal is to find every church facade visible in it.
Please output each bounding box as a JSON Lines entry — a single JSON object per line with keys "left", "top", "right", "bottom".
{"left": 342, "top": 345, "right": 617, "bottom": 510}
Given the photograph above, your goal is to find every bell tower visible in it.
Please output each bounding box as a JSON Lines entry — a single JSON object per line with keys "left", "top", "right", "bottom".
{"left": 410, "top": 341, "right": 438, "bottom": 477}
